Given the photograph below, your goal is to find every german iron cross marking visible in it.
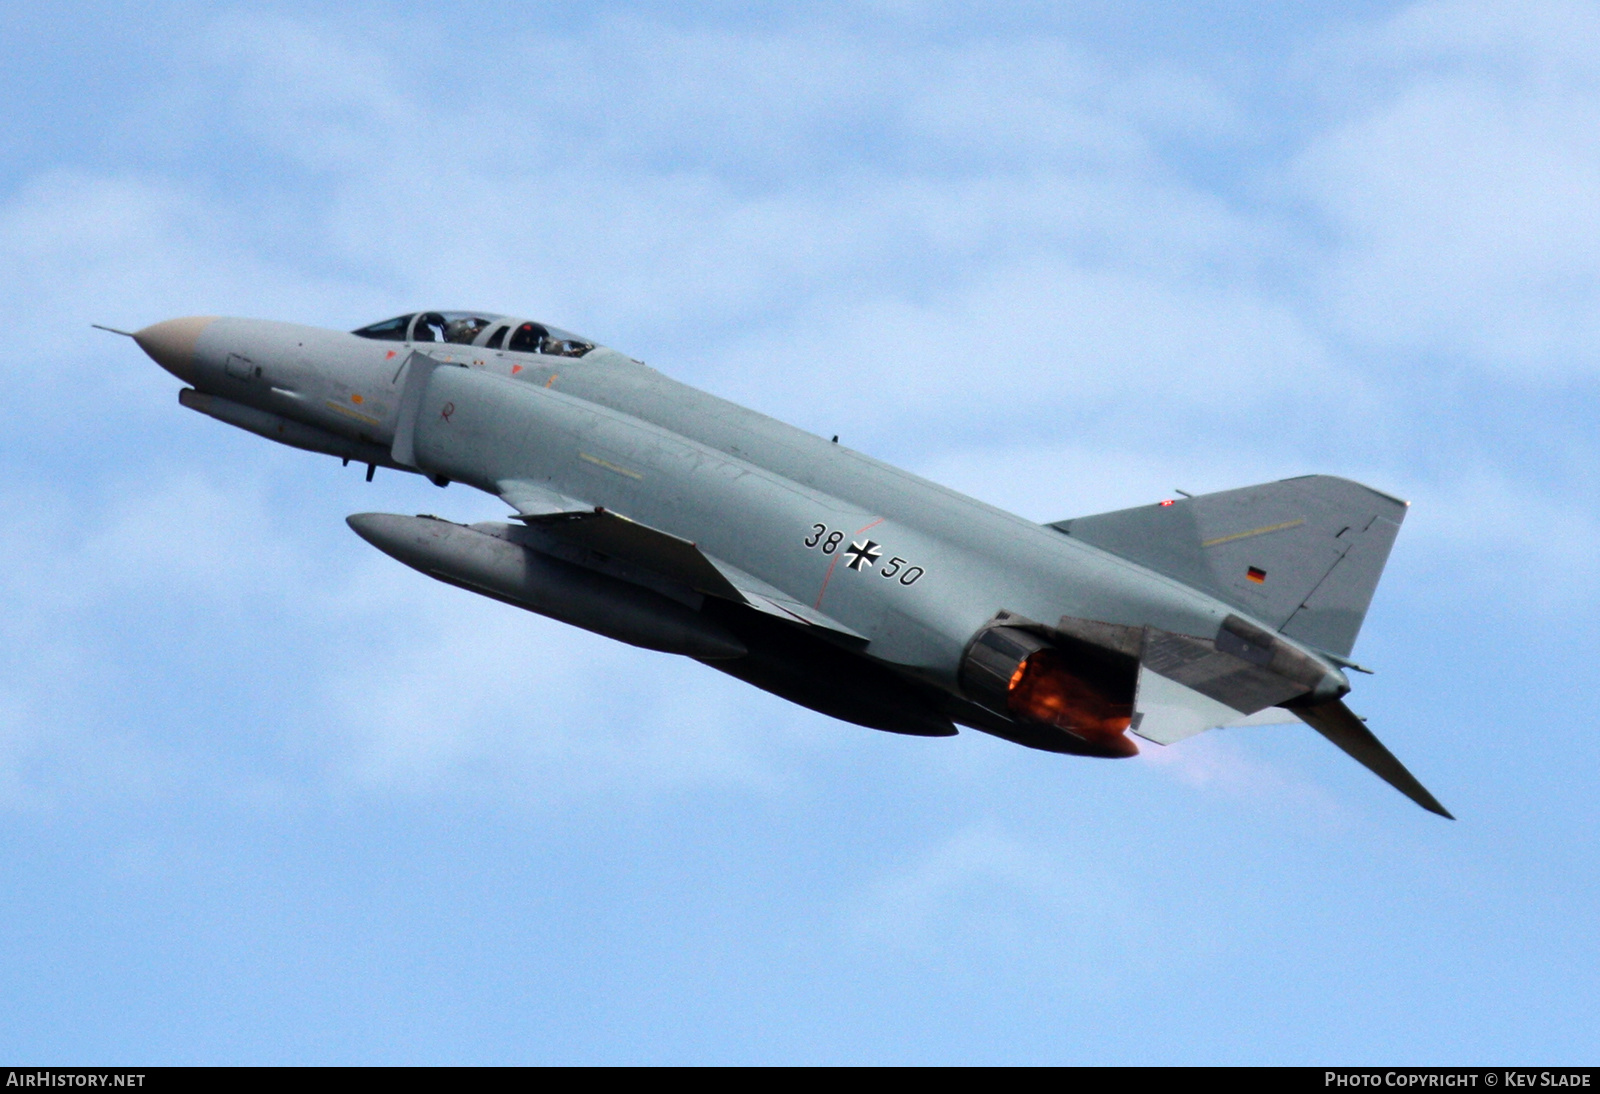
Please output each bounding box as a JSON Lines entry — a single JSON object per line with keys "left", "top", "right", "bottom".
{"left": 844, "top": 539, "right": 883, "bottom": 571}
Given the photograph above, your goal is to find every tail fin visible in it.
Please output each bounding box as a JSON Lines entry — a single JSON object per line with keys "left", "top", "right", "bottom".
{"left": 1049, "top": 476, "right": 1407, "bottom": 657}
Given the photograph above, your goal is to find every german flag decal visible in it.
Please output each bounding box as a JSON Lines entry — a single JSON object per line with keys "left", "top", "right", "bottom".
{"left": 1246, "top": 566, "right": 1267, "bottom": 584}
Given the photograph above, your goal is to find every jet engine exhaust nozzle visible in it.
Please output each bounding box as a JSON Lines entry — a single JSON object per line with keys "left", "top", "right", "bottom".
{"left": 960, "top": 624, "right": 1137, "bottom": 757}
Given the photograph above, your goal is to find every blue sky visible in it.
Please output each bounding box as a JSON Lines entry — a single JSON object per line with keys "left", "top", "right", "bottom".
{"left": 2, "top": 0, "right": 1597, "bottom": 1064}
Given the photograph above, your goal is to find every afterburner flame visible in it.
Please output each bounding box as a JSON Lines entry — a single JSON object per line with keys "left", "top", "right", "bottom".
{"left": 1007, "top": 649, "right": 1137, "bottom": 756}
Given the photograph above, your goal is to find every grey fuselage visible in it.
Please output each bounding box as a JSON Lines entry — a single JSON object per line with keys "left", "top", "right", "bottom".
{"left": 142, "top": 314, "right": 1343, "bottom": 748}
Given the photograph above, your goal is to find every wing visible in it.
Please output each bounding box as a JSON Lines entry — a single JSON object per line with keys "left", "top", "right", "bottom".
{"left": 496, "top": 478, "right": 867, "bottom": 642}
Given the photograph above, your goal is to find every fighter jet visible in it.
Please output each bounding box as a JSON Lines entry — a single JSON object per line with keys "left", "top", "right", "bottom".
{"left": 112, "top": 309, "right": 1450, "bottom": 817}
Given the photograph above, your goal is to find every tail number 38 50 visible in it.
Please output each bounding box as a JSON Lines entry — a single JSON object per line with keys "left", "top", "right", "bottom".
{"left": 803, "top": 524, "right": 925, "bottom": 585}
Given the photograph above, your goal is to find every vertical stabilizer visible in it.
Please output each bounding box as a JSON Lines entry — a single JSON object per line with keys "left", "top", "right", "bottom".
{"left": 1049, "top": 476, "right": 1407, "bottom": 658}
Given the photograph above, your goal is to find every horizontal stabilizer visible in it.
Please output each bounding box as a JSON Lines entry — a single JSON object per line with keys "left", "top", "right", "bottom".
{"left": 1294, "top": 699, "right": 1453, "bottom": 818}
{"left": 1050, "top": 476, "right": 1408, "bottom": 657}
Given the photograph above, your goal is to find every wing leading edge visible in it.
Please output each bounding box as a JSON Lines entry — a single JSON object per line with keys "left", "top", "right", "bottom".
{"left": 497, "top": 478, "right": 867, "bottom": 642}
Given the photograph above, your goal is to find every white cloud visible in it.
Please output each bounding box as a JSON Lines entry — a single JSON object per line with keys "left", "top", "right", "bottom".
{"left": 1385, "top": 466, "right": 1600, "bottom": 612}
{"left": 700, "top": 253, "right": 1344, "bottom": 449}
{"left": 1301, "top": 0, "right": 1600, "bottom": 375}
{"left": 0, "top": 471, "right": 307, "bottom": 810}
{"left": 316, "top": 560, "right": 817, "bottom": 802}
{"left": 122, "top": 10, "right": 1271, "bottom": 344}
{"left": 846, "top": 824, "right": 1159, "bottom": 973}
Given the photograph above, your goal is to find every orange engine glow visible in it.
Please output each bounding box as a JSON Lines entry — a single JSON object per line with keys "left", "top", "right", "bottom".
{"left": 1007, "top": 649, "right": 1137, "bottom": 757}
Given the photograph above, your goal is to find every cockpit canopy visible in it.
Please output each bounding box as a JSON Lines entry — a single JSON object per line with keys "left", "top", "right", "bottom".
{"left": 352, "top": 311, "right": 596, "bottom": 358}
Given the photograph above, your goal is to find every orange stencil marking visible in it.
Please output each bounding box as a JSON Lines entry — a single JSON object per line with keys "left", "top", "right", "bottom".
{"left": 545, "top": 373, "right": 559, "bottom": 388}
{"left": 814, "top": 552, "right": 842, "bottom": 609}
{"left": 385, "top": 350, "right": 397, "bottom": 359}
{"left": 815, "top": 517, "right": 884, "bottom": 607}
{"left": 351, "top": 393, "right": 364, "bottom": 404}
{"left": 511, "top": 364, "right": 523, "bottom": 375}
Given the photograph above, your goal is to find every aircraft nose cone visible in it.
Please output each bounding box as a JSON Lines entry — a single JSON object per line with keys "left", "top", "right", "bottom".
{"left": 133, "top": 316, "right": 216, "bottom": 384}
